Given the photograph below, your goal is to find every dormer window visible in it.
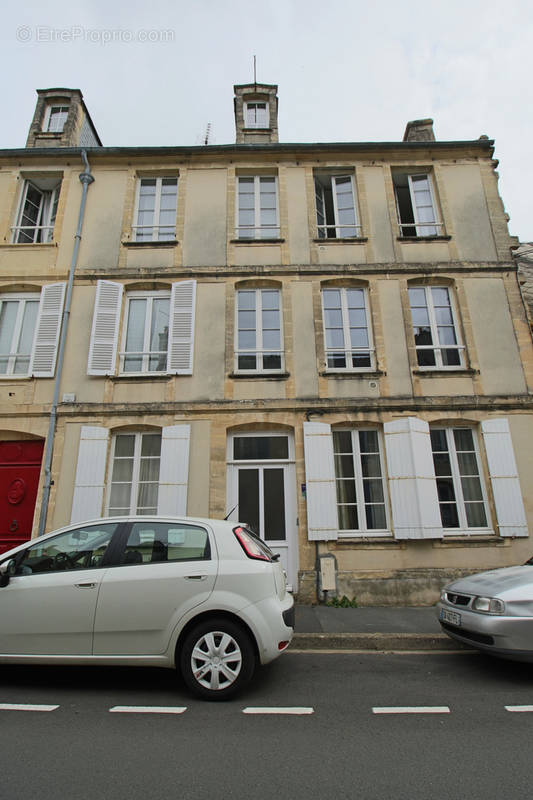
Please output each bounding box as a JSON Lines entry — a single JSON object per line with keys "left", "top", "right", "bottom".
{"left": 43, "top": 105, "right": 69, "bottom": 133}
{"left": 245, "top": 101, "right": 269, "bottom": 129}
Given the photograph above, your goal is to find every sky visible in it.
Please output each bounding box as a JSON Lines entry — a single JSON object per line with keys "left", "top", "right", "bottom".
{"left": 2, "top": 0, "right": 532, "bottom": 240}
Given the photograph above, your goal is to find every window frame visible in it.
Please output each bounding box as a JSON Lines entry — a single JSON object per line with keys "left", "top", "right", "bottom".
{"left": 234, "top": 287, "right": 284, "bottom": 374}
{"left": 119, "top": 290, "right": 171, "bottom": 375}
{"left": 244, "top": 101, "right": 269, "bottom": 129}
{"left": 430, "top": 426, "right": 491, "bottom": 534}
{"left": 321, "top": 286, "right": 375, "bottom": 372}
{"left": 236, "top": 175, "right": 280, "bottom": 240}
{"left": 106, "top": 431, "right": 162, "bottom": 517}
{"left": 393, "top": 171, "right": 443, "bottom": 237}
{"left": 314, "top": 173, "right": 362, "bottom": 239}
{"left": 12, "top": 178, "right": 61, "bottom": 244}
{"left": 132, "top": 176, "right": 178, "bottom": 242}
{"left": 333, "top": 427, "right": 390, "bottom": 537}
{"left": 42, "top": 105, "right": 69, "bottom": 133}
{"left": 0, "top": 292, "right": 40, "bottom": 377}
{"left": 408, "top": 285, "right": 465, "bottom": 370}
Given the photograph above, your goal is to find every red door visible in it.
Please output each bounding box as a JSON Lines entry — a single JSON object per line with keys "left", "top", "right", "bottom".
{"left": 0, "top": 440, "right": 44, "bottom": 554}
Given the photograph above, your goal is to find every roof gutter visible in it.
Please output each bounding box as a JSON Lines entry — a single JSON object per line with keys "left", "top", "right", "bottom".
{"left": 38, "top": 150, "right": 94, "bottom": 536}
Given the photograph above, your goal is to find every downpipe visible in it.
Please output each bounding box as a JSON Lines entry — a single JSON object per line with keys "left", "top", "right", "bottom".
{"left": 38, "top": 151, "right": 94, "bottom": 537}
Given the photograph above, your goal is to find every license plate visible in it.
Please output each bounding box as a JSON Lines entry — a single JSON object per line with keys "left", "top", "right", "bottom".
{"left": 440, "top": 608, "right": 461, "bottom": 627}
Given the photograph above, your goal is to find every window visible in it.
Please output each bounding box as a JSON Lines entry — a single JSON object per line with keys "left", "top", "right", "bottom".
{"left": 393, "top": 172, "right": 442, "bottom": 237}
{"left": 15, "top": 523, "right": 118, "bottom": 575}
{"left": 236, "top": 176, "right": 279, "bottom": 239}
{"left": 333, "top": 429, "right": 388, "bottom": 533}
{"left": 430, "top": 428, "right": 489, "bottom": 530}
{"left": 322, "top": 287, "right": 374, "bottom": 370}
{"left": 245, "top": 102, "right": 269, "bottom": 128}
{"left": 13, "top": 178, "right": 61, "bottom": 243}
{"left": 43, "top": 105, "right": 69, "bottom": 133}
{"left": 235, "top": 288, "right": 283, "bottom": 372}
{"left": 107, "top": 432, "right": 161, "bottom": 516}
{"left": 120, "top": 291, "right": 170, "bottom": 374}
{"left": 120, "top": 522, "right": 210, "bottom": 565}
{"left": 133, "top": 177, "right": 178, "bottom": 241}
{"left": 314, "top": 174, "right": 361, "bottom": 238}
{"left": 0, "top": 294, "right": 39, "bottom": 376}
{"left": 408, "top": 286, "right": 463, "bottom": 368}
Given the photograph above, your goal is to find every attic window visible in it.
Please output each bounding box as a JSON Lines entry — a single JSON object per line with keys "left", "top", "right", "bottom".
{"left": 245, "top": 102, "right": 269, "bottom": 129}
{"left": 43, "top": 105, "right": 69, "bottom": 133}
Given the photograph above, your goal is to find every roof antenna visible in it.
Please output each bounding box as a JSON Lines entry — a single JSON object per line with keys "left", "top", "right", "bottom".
{"left": 203, "top": 123, "right": 212, "bottom": 145}
{"left": 253, "top": 54, "right": 257, "bottom": 87}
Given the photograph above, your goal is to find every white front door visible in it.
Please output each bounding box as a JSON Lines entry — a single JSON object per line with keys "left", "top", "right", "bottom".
{"left": 227, "top": 433, "right": 298, "bottom": 590}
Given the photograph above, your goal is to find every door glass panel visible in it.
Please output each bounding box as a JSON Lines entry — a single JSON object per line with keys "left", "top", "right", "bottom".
{"left": 233, "top": 436, "right": 288, "bottom": 460}
{"left": 264, "top": 468, "right": 286, "bottom": 541}
{"left": 238, "top": 468, "right": 260, "bottom": 535}
{"left": 15, "top": 523, "right": 118, "bottom": 575}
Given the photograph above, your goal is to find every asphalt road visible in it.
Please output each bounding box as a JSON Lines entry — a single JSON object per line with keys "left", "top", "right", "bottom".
{"left": 1, "top": 651, "right": 533, "bottom": 800}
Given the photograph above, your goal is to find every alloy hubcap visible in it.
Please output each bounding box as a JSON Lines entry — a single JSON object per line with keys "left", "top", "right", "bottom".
{"left": 191, "top": 630, "right": 243, "bottom": 691}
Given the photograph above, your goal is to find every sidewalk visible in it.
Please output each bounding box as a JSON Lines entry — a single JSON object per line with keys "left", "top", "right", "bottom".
{"left": 291, "top": 604, "right": 473, "bottom": 652}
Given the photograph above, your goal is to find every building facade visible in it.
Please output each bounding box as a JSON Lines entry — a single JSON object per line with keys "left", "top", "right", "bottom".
{"left": 1, "top": 84, "right": 532, "bottom": 604}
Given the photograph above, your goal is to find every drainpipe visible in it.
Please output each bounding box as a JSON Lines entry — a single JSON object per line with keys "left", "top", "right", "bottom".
{"left": 38, "top": 150, "right": 94, "bottom": 537}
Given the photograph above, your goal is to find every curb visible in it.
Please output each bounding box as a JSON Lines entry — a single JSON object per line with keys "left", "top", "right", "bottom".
{"left": 290, "top": 632, "right": 474, "bottom": 651}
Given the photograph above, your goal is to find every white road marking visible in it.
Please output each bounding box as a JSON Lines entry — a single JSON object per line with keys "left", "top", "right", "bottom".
{"left": 0, "top": 703, "right": 59, "bottom": 712}
{"left": 505, "top": 705, "right": 533, "bottom": 713}
{"left": 109, "top": 706, "right": 187, "bottom": 714}
{"left": 373, "top": 706, "right": 450, "bottom": 714}
{"left": 243, "top": 707, "right": 314, "bottom": 715}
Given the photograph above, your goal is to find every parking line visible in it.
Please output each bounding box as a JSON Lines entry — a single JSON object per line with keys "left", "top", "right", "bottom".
{"left": 109, "top": 706, "right": 187, "bottom": 714}
{"left": 505, "top": 705, "right": 533, "bottom": 713}
{"left": 0, "top": 703, "right": 59, "bottom": 712}
{"left": 243, "top": 707, "right": 314, "bottom": 715}
{"left": 372, "top": 706, "right": 450, "bottom": 714}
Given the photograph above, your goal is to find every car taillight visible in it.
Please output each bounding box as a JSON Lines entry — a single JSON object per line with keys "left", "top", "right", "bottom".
{"left": 233, "top": 526, "right": 271, "bottom": 562}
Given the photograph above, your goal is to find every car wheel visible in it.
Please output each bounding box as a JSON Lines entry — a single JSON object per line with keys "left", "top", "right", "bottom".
{"left": 179, "top": 618, "right": 256, "bottom": 701}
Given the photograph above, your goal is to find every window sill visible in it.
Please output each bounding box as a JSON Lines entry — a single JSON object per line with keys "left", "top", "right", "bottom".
{"left": 397, "top": 235, "right": 451, "bottom": 242}
{"left": 320, "top": 370, "right": 384, "bottom": 379}
{"left": 0, "top": 375, "right": 32, "bottom": 381}
{"left": 122, "top": 240, "right": 179, "bottom": 248}
{"left": 229, "top": 371, "right": 290, "bottom": 380}
{"left": 335, "top": 535, "right": 400, "bottom": 547}
{"left": 1, "top": 242, "right": 57, "bottom": 249}
{"left": 313, "top": 237, "right": 368, "bottom": 244}
{"left": 433, "top": 533, "right": 499, "bottom": 547}
{"left": 413, "top": 368, "right": 478, "bottom": 377}
{"left": 231, "top": 238, "right": 284, "bottom": 244}
{"left": 110, "top": 373, "right": 174, "bottom": 381}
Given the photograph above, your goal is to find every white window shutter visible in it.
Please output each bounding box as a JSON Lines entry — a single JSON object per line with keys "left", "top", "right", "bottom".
{"left": 29, "top": 282, "right": 66, "bottom": 377}
{"left": 168, "top": 280, "right": 196, "bottom": 374}
{"left": 87, "top": 280, "right": 123, "bottom": 375}
{"left": 71, "top": 426, "right": 109, "bottom": 523}
{"left": 481, "top": 419, "right": 528, "bottom": 537}
{"left": 157, "top": 424, "right": 191, "bottom": 515}
{"left": 384, "top": 417, "right": 442, "bottom": 539}
{"left": 303, "top": 421, "right": 338, "bottom": 541}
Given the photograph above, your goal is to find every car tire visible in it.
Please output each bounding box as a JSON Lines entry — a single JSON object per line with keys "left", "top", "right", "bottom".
{"left": 179, "top": 618, "right": 256, "bottom": 701}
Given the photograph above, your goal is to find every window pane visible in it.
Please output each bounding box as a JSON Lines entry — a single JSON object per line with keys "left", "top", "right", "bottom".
{"left": 111, "top": 458, "right": 134, "bottom": 483}
{"left": 238, "top": 292, "right": 256, "bottom": 311}
{"left": 114, "top": 434, "right": 135, "bottom": 457}
{"left": 336, "top": 479, "right": 356, "bottom": 504}
{"left": 233, "top": 436, "right": 288, "bottom": 460}
{"left": 338, "top": 504, "right": 358, "bottom": 530}
{"left": 366, "top": 504, "right": 386, "bottom": 530}
{"left": 363, "top": 478, "right": 384, "bottom": 503}
{"left": 361, "top": 453, "right": 381, "bottom": 478}
{"left": 333, "top": 431, "right": 353, "bottom": 452}
{"left": 453, "top": 429, "right": 474, "bottom": 451}
{"left": 334, "top": 454, "right": 355, "bottom": 478}
{"left": 238, "top": 469, "right": 260, "bottom": 534}
{"left": 465, "top": 503, "right": 487, "bottom": 528}
{"left": 125, "top": 299, "right": 146, "bottom": 353}
{"left": 263, "top": 354, "right": 281, "bottom": 370}
{"left": 238, "top": 354, "right": 257, "bottom": 370}
{"left": 264, "top": 468, "right": 286, "bottom": 541}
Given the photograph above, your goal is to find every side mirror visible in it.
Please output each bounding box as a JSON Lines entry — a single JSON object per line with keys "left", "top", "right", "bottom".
{"left": 0, "top": 559, "right": 16, "bottom": 588}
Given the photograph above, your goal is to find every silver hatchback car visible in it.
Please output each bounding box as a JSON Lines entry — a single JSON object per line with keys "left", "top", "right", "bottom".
{"left": 438, "top": 565, "right": 533, "bottom": 661}
{"left": 0, "top": 516, "right": 294, "bottom": 699}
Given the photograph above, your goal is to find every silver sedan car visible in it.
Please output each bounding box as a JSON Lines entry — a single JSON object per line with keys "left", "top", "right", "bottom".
{"left": 438, "top": 565, "right": 533, "bottom": 661}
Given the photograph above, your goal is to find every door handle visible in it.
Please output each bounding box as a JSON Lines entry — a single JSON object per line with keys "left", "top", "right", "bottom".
{"left": 184, "top": 575, "right": 207, "bottom": 581}
{"left": 75, "top": 582, "right": 97, "bottom": 588}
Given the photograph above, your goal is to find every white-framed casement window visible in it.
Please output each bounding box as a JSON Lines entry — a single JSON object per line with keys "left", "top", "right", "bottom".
{"left": 322, "top": 286, "right": 374, "bottom": 370}
{"left": 235, "top": 288, "right": 283, "bottom": 373}
{"left": 245, "top": 101, "right": 269, "bottom": 129}
{"left": 333, "top": 428, "right": 388, "bottom": 534}
{"left": 393, "top": 172, "right": 442, "bottom": 237}
{"left": 132, "top": 177, "right": 178, "bottom": 242}
{"left": 236, "top": 175, "right": 279, "bottom": 239}
{"left": 314, "top": 174, "right": 361, "bottom": 239}
{"left": 87, "top": 280, "right": 196, "bottom": 377}
{"left": 430, "top": 427, "right": 489, "bottom": 532}
{"left": 42, "top": 105, "right": 69, "bottom": 132}
{"left": 107, "top": 432, "right": 162, "bottom": 516}
{"left": 0, "top": 284, "right": 65, "bottom": 378}
{"left": 408, "top": 285, "right": 464, "bottom": 369}
{"left": 12, "top": 178, "right": 61, "bottom": 243}
{"left": 120, "top": 291, "right": 170, "bottom": 374}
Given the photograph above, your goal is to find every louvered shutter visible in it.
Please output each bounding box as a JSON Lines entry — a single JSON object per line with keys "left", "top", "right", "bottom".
{"left": 384, "top": 417, "right": 442, "bottom": 539}
{"left": 157, "top": 424, "right": 191, "bottom": 515}
{"left": 70, "top": 426, "right": 109, "bottom": 523}
{"left": 303, "top": 421, "right": 338, "bottom": 541}
{"left": 87, "top": 280, "right": 123, "bottom": 375}
{"left": 481, "top": 418, "right": 528, "bottom": 538}
{"left": 29, "top": 282, "right": 66, "bottom": 377}
{"left": 167, "top": 280, "right": 196, "bottom": 374}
